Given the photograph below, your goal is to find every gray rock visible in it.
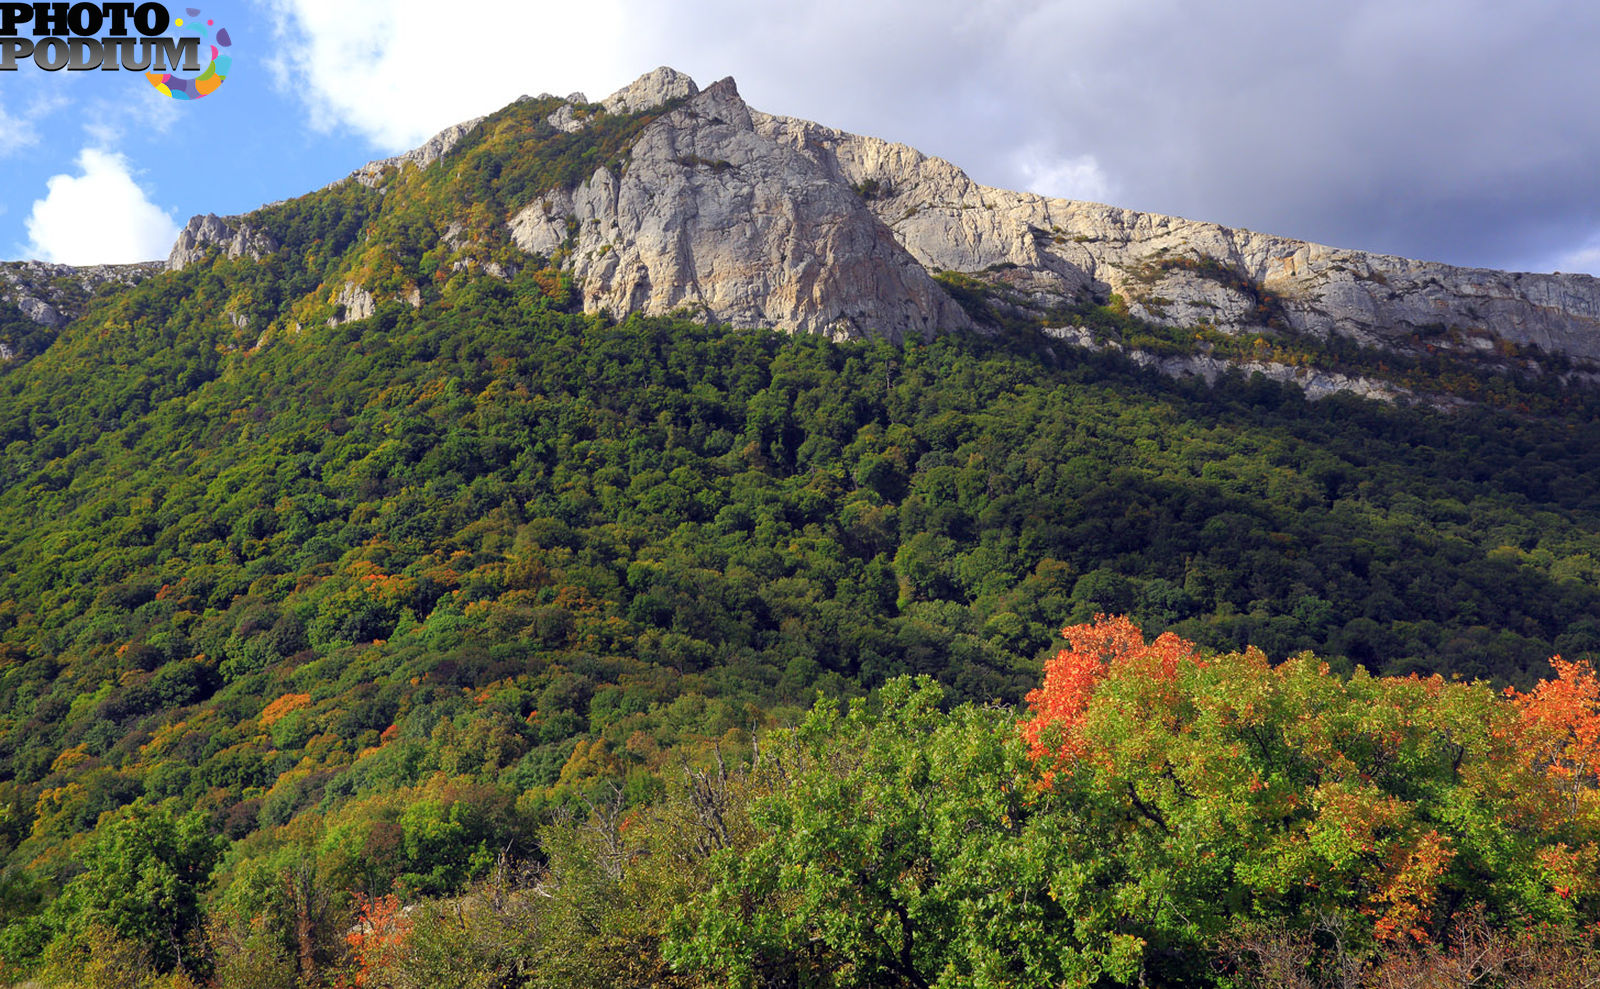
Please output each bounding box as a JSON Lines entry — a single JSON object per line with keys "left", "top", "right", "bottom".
{"left": 1042, "top": 326, "right": 1440, "bottom": 406}
{"left": 0, "top": 259, "right": 161, "bottom": 328}
{"left": 756, "top": 110, "right": 1600, "bottom": 361}
{"left": 326, "top": 278, "right": 424, "bottom": 326}
{"left": 546, "top": 104, "right": 587, "bottom": 134}
{"left": 167, "top": 213, "right": 279, "bottom": 271}
{"left": 16, "top": 296, "right": 61, "bottom": 327}
{"left": 508, "top": 77, "right": 971, "bottom": 342}
{"left": 329, "top": 282, "right": 376, "bottom": 325}
{"left": 601, "top": 66, "right": 698, "bottom": 115}
{"left": 545, "top": 70, "right": 697, "bottom": 135}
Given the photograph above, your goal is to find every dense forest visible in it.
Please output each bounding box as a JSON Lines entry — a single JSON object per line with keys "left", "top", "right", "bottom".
{"left": 0, "top": 92, "right": 1597, "bottom": 986}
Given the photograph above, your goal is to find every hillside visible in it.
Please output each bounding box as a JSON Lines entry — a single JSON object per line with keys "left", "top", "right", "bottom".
{"left": 0, "top": 68, "right": 1596, "bottom": 986}
{"left": 12, "top": 69, "right": 1600, "bottom": 401}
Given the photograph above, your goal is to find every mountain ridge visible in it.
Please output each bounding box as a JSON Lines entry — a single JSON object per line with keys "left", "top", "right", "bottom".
{"left": 8, "top": 67, "right": 1600, "bottom": 390}
{"left": 6, "top": 68, "right": 1600, "bottom": 989}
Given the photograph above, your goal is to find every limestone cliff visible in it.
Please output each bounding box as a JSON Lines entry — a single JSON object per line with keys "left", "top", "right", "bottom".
{"left": 499, "top": 67, "right": 1600, "bottom": 363}
{"left": 167, "top": 213, "right": 280, "bottom": 272}
{"left": 0, "top": 260, "right": 161, "bottom": 361}
{"left": 507, "top": 75, "right": 972, "bottom": 342}
{"left": 757, "top": 111, "right": 1600, "bottom": 362}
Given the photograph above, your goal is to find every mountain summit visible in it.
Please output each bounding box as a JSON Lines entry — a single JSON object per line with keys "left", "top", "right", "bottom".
{"left": 9, "top": 67, "right": 1600, "bottom": 382}
{"left": 342, "top": 66, "right": 1600, "bottom": 362}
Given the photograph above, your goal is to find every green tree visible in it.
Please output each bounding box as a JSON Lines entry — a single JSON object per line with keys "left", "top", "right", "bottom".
{"left": 54, "top": 803, "right": 224, "bottom": 973}
{"left": 666, "top": 679, "right": 1142, "bottom": 988}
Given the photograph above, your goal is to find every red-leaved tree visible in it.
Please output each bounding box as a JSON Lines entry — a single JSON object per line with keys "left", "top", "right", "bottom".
{"left": 341, "top": 893, "right": 409, "bottom": 989}
{"left": 1505, "top": 656, "right": 1600, "bottom": 823}
{"left": 1021, "top": 614, "right": 1196, "bottom": 781}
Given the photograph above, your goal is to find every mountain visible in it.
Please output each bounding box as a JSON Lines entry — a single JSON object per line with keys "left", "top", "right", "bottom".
{"left": 153, "top": 68, "right": 1600, "bottom": 379}
{"left": 12, "top": 67, "right": 1599, "bottom": 402}
{"left": 3, "top": 66, "right": 1600, "bottom": 988}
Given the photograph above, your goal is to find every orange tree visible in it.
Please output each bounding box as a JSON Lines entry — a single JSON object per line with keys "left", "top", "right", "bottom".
{"left": 1505, "top": 656, "right": 1600, "bottom": 826}
{"left": 1026, "top": 617, "right": 1597, "bottom": 979}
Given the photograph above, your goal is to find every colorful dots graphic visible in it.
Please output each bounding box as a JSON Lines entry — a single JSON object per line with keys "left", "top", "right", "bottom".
{"left": 147, "top": 7, "right": 231, "bottom": 101}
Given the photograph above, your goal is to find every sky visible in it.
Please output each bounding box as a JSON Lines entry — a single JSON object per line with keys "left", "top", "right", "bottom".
{"left": 2, "top": 1, "right": 1598, "bottom": 277}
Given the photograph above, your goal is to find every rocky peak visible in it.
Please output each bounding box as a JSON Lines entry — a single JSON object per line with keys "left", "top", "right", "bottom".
{"left": 167, "top": 213, "right": 280, "bottom": 272}
{"left": 507, "top": 73, "right": 972, "bottom": 341}
{"left": 602, "top": 66, "right": 699, "bottom": 115}
{"left": 350, "top": 69, "right": 701, "bottom": 180}
{"left": 547, "top": 67, "right": 700, "bottom": 135}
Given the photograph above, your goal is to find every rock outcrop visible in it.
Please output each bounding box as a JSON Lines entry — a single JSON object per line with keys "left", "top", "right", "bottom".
{"left": 330, "top": 282, "right": 377, "bottom": 325}
{"left": 1042, "top": 325, "right": 1434, "bottom": 406}
{"left": 601, "top": 66, "right": 698, "bottom": 115}
{"left": 756, "top": 112, "right": 1600, "bottom": 362}
{"left": 508, "top": 76, "right": 972, "bottom": 341}
{"left": 167, "top": 213, "right": 280, "bottom": 271}
{"left": 0, "top": 259, "right": 161, "bottom": 331}
{"left": 325, "top": 280, "right": 423, "bottom": 326}
{"left": 349, "top": 116, "right": 488, "bottom": 188}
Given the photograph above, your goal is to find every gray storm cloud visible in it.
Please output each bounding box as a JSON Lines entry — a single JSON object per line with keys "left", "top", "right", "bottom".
{"left": 627, "top": 0, "right": 1600, "bottom": 274}
{"left": 271, "top": 0, "right": 1600, "bottom": 274}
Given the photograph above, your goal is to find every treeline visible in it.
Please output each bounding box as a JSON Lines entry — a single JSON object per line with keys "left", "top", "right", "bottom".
{"left": 6, "top": 620, "right": 1597, "bottom": 987}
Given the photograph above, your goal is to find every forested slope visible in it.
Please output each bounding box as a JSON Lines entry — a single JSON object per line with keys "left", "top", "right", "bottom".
{"left": 0, "top": 84, "right": 1598, "bottom": 987}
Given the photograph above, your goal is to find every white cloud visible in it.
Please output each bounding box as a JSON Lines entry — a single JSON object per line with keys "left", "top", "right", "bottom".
{"left": 24, "top": 148, "right": 180, "bottom": 265}
{"left": 1013, "top": 146, "right": 1115, "bottom": 204}
{"left": 83, "top": 91, "right": 181, "bottom": 147}
{"left": 257, "top": 0, "right": 1600, "bottom": 273}
{"left": 1555, "top": 238, "right": 1600, "bottom": 277}
{"left": 0, "top": 97, "right": 43, "bottom": 157}
{"left": 261, "top": 0, "right": 650, "bottom": 151}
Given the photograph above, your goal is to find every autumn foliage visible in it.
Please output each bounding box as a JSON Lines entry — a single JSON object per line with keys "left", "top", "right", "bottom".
{"left": 1505, "top": 656, "right": 1600, "bottom": 822}
{"left": 1022, "top": 616, "right": 1600, "bottom": 962}
{"left": 1021, "top": 614, "right": 1196, "bottom": 773}
{"left": 340, "top": 894, "right": 410, "bottom": 989}
{"left": 258, "top": 692, "right": 313, "bottom": 728}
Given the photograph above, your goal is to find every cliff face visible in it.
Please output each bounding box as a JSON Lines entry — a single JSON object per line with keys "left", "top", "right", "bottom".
{"left": 166, "top": 213, "right": 280, "bottom": 272}
{"left": 756, "top": 111, "right": 1600, "bottom": 361}
{"left": 20, "top": 67, "right": 1600, "bottom": 377}
{"left": 505, "top": 75, "right": 973, "bottom": 342}
{"left": 0, "top": 260, "right": 161, "bottom": 362}
{"left": 0, "top": 260, "right": 161, "bottom": 329}
{"left": 499, "top": 67, "right": 1600, "bottom": 361}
